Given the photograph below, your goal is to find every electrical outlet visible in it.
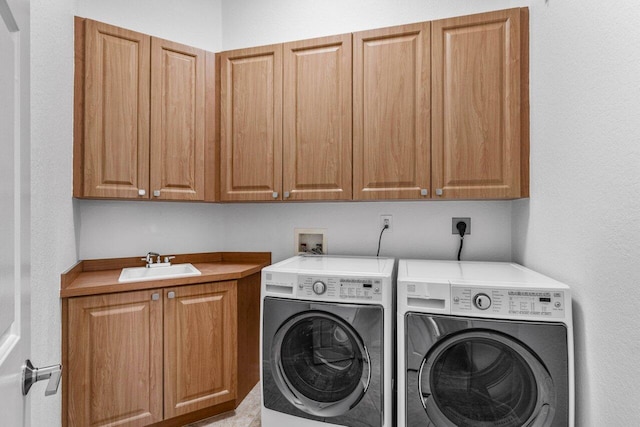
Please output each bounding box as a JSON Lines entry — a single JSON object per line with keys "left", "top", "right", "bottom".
{"left": 452, "top": 217, "right": 471, "bottom": 235}
{"left": 380, "top": 215, "right": 393, "bottom": 232}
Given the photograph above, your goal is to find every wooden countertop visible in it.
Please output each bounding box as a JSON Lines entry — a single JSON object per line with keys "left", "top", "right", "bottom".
{"left": 60, "top": 252, "right": 271, "bottom": 298}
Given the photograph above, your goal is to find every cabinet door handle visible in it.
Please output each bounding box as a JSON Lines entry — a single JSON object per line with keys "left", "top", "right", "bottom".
{"left": 284, "top": 191, "right": 290, "bottom": 199}
{"left": 167, "top": 291, "right": 175, "bottom": 299}
{"left": 272, "top": 192, "right": 278, "bottom": 199}
{"left": 153, "top": 190, "right": 161, "bottom": 197}
{"left": 138, "top": 189, "right": 146, "bottom": 196}
{"left": 151, "top": 293, "right": 160, "bottom": 301}
{"left": 435, "top": 188, "right": 443, "bottom": 196}
{"left": 420, "top": 188, "right": 428, "bottom": 196}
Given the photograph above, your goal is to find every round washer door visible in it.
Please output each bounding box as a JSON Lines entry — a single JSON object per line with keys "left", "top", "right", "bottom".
{"left": 419, "top": 330, "right": 556, "bottom": 427}
{"left": 271, "top": 311, "right": 371, "bottom": 417}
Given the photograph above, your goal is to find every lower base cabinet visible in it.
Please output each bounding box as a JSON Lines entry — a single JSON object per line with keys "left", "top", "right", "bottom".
{"left": 164, "top": 282, "right": 236, "bottom": 419}
{"left": 65, "top": 281, "right": 240, "bottom": 426}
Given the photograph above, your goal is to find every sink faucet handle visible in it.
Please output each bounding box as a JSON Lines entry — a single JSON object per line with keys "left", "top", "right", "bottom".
{"left": 164, "top": 256, "right": 175, "bottom": 264}
{"left": 143, "top": 252, "right": 160, "bottom": 266}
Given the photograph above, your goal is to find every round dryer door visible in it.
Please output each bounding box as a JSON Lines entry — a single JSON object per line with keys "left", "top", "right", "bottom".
{"left": 271, "top": 311, "right": 371, "bottom": 417}
{"left": 419, "top": 330, "right": 556, "bottom": 427}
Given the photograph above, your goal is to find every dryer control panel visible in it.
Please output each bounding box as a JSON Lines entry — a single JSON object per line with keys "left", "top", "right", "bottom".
{"left": 451, "top": 286, "right": 566, "bottom": 319}
{"left": 298, "top": 276, "right": 383, "bottom": 301}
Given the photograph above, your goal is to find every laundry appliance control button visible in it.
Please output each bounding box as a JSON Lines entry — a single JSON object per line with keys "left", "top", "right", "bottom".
{"left": 312, "top": 281, "right": 327, "bottom": 295}
{"left": 473, "top": 293, "right": 491, "bottom": 310}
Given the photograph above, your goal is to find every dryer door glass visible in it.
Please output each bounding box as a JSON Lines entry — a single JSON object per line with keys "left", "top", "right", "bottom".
{"left": 418, "top": 330, "right": 555, "bottom": 427}
{"left": 272, "top": 311, "right": 371, "bottom": 417}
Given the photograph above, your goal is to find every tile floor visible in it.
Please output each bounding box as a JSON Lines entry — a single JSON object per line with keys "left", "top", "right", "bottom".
{"left": 186, "top": 383, "right": 261, "bottom": 427}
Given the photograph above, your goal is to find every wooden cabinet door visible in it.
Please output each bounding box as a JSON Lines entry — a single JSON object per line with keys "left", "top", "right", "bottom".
{"left": 164, "top": 282, "right": 237, "bottom": 418}
{"left": 282, "top": 35, "right": 352, "bottom": 201}
{"left": 150, "top": 37, "right": 206, "bottom": 201}
{"left": 83, "top": 19, "right": 150, "bottom": 199}
{"left": 219, "top": 45, "right": 283, "bottom": 201}
{"left": 67, "top": 290, "right": 163, "bottom": 426}
{"left": 432, "top": 8, "right": 524, "bottom": 199}
{"left": 353, "top": 23, "right": 431, "bottom": 200}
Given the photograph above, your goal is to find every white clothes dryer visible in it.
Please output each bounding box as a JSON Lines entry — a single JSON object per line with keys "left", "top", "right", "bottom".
{"left": 261, "top": 255, "right": 395, "bottom": 427}
{"left": 397, "top": 260, "right": 574, "bottom": 427}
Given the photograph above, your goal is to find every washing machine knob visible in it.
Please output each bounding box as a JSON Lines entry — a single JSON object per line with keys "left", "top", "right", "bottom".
{"left": 312, "top": 281, "right": 327, "bottom": 295}
{"left": 473, "top": 293, "right": 491, "bottom": 310}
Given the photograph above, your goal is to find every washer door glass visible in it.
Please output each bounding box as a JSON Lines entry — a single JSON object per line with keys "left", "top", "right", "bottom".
{"left": 272, "top": 311, "right": 371, "bottom": 417}
{"left": 419, "top": 330, "right": 555, "bottom": 427}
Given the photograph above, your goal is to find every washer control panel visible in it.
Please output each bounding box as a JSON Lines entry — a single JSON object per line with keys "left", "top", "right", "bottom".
{"left": 298, "top": 276, "right": 383, "bottom": 301}
{"left": 452, "top": 286, "right": 566, "bottom": 319}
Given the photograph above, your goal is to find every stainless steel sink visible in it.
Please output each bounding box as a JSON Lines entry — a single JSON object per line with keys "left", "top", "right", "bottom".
{"left": 118, "top": 263, "right": 201, "bottom": 283}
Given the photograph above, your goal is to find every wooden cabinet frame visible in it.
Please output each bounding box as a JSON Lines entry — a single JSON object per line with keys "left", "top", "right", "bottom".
{"left": 150, "top": 37, "right": 207, "bottom": 201}
{"left": 62, "top": 277, "right": 259, "bottom": 427}
{"left": 163, "top": 282, "right": 237, "bottom": 418}
{"left": 283, "top": 34, "right": 353, "bottom": 201}
{"left": 219, "top": 44, "right": 283, "bottom": 201}
{"left": 60, "top": 253, "right": 269, "bottom": 427}
{"left": 431, "top": 8, "right": 529, "bottom": 199}
{"left": 75, "top": 8, "right": 529, "bottom": 203}
{"left": 74, "top": 18, "right": 216, "bottom": 201}
{"left": 353, "top": 23, "right": 431, "bottom": 200}
{"left": 78, "top": 19, "right": 151, "bottom": 199}
{"left": 66, "top": 290, "right": 163, "bottom": 426}
{"left": 219, "top": 35, "right": 353, "bottom": 202}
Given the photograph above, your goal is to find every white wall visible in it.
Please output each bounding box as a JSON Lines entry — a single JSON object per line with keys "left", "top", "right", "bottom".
{"left": 31, "top": 0, "right": 76, "bottom": 424}
{"left": 512, "top": 1, "right": 640, "bottom": 425}
{"left": 223, "top": 201, "right": 511, "bottom": 263}
{"left": 221, "top": 0, "right": 524, "bottom": 50}
{"left": 77, "top": 201, "right": 225, "bottom": 259}
{"left": 76, "top": 0, "right": 223, "bottom": 52}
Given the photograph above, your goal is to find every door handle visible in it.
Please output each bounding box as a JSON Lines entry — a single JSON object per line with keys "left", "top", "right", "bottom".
{"left": 22, "top": 359, "right": 62, "bottom": 396}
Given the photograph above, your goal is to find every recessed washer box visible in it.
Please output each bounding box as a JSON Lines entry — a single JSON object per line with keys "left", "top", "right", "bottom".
{"left": 294, "top": 228, "right": 327, "bottom": 255}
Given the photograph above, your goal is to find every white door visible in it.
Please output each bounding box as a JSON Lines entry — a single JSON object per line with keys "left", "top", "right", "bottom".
{"left": 0, "top": 0, "right": 30, "bottom": 425}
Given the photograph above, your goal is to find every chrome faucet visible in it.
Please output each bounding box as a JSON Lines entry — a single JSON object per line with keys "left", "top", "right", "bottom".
{"left": 141, "top": 252, "right": 175, "bottom": 268}
{"left": 143, "top": 252, "right": 160, "bottom": 267}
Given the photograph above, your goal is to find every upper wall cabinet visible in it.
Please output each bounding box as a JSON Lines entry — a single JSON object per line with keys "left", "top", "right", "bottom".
{"left": 78, "top": 19, "right": 151, "bottom": 200}
{"left": 283, "top": 35, "right": 352, "bottom": 201}
{"left": 150, "top": 37, "right": 206, "bottom": 201}
{"left": 431, "top": 8, "right": 529, "bottom": 199}
{"left": 353, "top": 23, "right": 431, "bottom": 200}
{"left": 219, "top": 35, "right": 352, "bottom": 201}
{"left": 74, "top": 8, "right": 528, "bottom": 204}
{"left": 219, "top": 44, "right": 283, "bottom": 201}
{"left": 74, "top": 18, "right": 214, "bottom": 201}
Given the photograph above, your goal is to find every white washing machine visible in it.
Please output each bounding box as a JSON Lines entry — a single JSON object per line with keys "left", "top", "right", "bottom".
{"left": 397, "top": 260, "right": 574, "bottom": 427}
{"left": 261, "top": 255, "right": 395, "bottom": 427}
